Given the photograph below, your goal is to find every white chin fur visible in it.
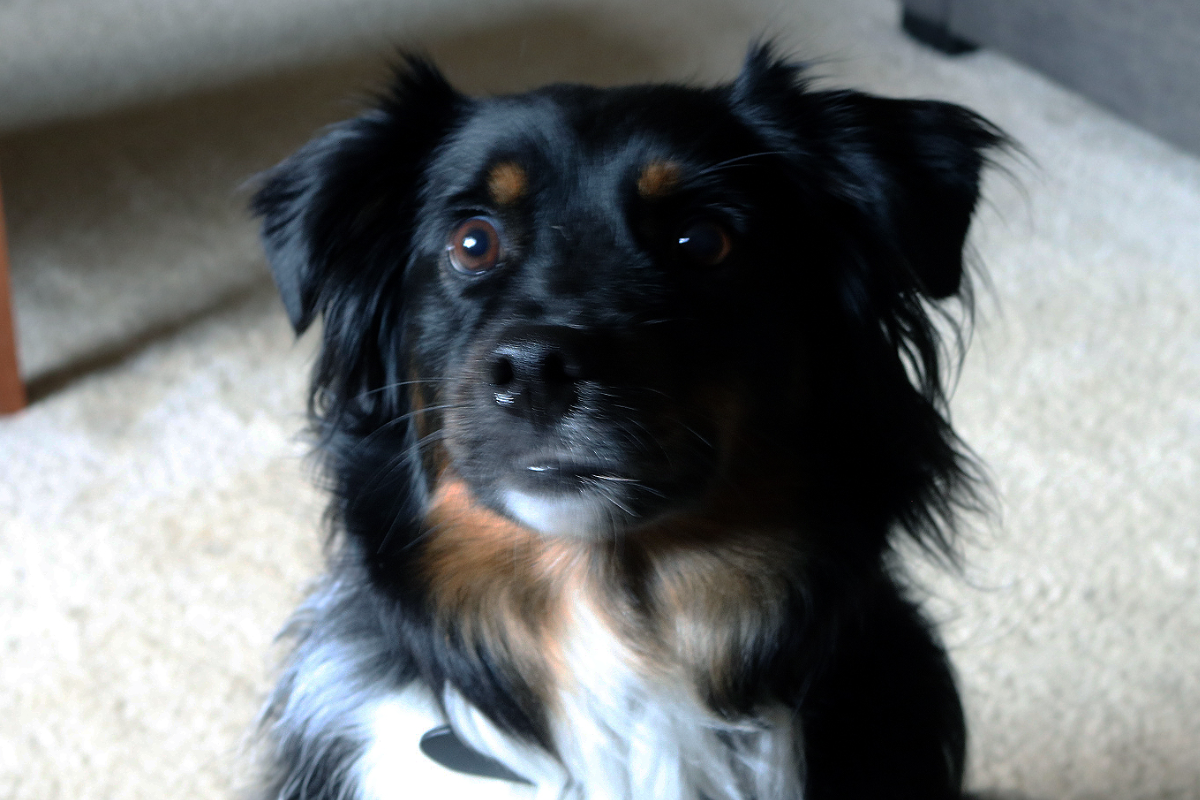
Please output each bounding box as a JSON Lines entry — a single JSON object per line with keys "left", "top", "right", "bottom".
{"left": 502, "top": 490, "right": 614, "bottom": 538}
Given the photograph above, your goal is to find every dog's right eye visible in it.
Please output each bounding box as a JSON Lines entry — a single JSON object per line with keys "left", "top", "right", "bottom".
{"left": 448, "top": 217, "right": 503, "bottom": 274}
{"left": 676, "top": 220, "right": 732, "bottom": 267}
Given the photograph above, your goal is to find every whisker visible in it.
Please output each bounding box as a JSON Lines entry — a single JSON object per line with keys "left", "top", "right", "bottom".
{"left": 678, "top": 421, "right": 715, "bottom": 451}
{"left": 347, "top": 402, "right": 466, "bottom": 455}
{"left": 371, "top": 434, "right": 450, "bottom": 555}
{"left": 689, "top": 150, "right": 788, "bottom": 179}
{"left": 392, "top": 518, "right": 446, "bottom": 554}
{"left": 585, "top": 478, "right": 635, "bottom": 517}
{"left": 353, "top": 377, "right": 454, "bottom": 402}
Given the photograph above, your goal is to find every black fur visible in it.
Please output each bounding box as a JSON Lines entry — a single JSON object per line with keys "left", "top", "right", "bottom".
{"left": 252, "top": 44, "right": 1005, "bottom": 799}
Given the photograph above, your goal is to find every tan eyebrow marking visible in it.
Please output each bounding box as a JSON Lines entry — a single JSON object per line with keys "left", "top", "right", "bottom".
{"left": 487, "top": 161, "right": 528, "bottom": 205}
{"left": 637, "top": 160, "right": 682, "bottom": 198}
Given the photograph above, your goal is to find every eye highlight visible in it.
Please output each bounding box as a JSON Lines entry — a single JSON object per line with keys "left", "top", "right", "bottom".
{"left": 448, "top": 217, "right": 503, "bottom": 274}
{"left": 676, "top": 220, "right": 732, "bottom": 267}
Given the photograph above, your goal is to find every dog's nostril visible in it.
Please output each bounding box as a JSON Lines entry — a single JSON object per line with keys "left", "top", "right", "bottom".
{"left": 490, "top": 356, "right": 515, "bottom": 387}
{"left": 541, "top": 351, "right": 575, "bottom": 385}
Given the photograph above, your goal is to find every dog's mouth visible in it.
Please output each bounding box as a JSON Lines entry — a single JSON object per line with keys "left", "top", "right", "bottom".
{"left": 520, "top": 460, "right": 630, "bottom": 488}
{"left": 494, "top": 456, "right": 644, "bottom": 538}
{"left": 445, "top": 427, "right": 717, "bottom": 538}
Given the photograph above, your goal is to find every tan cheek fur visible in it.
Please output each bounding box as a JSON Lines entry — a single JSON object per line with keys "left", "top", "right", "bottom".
{"left": 630, "top": 396, "right": 808, "bottom": 704}
{"left": 420, "top": 478, "right": 803, "bottom": 714}
{"left": 421, "top": 477, "right": 585, "bottom": 704}
{"left": 641, "top": 523, "right": 798, "bottom": 703}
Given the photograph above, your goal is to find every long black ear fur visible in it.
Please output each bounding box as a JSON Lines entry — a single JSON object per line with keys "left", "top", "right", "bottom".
{"left": 732, "top": 44, "right": 1006, "bottom": 300}
{"left": 252, "top": 57, "right": 462, "bottom": 334}
{"left": 733, "top": 44, "right": 1006, "bottom": 561}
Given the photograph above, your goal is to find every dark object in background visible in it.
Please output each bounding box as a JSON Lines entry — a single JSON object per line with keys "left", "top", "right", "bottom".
{"left": 902, "top": 8, "right": 979, "bottom": 56}
{"left": 901, "top": 0, "right": 1200, "bottom": 155}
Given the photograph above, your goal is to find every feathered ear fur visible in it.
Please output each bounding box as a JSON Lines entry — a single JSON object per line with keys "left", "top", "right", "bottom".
{"left": 732, "top": 44, "right": 1005, "bottom": 560}
{"left": 732, "top": 43, "right": 1005, "bottom": 300}
{"left": 253, "top": 56, "right": 461, "bottom": 333}
{"left": 251, "top": 57, "right": 462, "bottom": 430}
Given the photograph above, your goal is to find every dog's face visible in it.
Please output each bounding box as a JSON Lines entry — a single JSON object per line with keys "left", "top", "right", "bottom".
{"left": 255, "top": 48, "right": 1000, "bottom": 554}
{"left": 403, "top": 85, "right": 815, "bottom": 538}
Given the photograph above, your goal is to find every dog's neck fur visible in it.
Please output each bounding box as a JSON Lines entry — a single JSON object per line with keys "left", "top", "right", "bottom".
{"left": 415, "top": 477, "right": 806, "bottom": 799}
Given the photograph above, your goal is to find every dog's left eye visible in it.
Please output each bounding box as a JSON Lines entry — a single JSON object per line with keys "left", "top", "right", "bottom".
{"left": 677, "top": 220, "right": 732, "bottom": 267}
{"left": 448, "top": 217, "right": 503, "bottom": 274}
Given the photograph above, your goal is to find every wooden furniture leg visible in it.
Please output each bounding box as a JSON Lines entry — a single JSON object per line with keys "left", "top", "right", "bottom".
{"left": 0, "top": 173, "right": 27, "bottom": 414}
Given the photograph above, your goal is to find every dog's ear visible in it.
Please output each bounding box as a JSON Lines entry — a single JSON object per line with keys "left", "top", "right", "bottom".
{"left": 252, "top": 57, "right": 462, "bottom": 332}
{"left": 732, "top": 44, "right": 1005, "bottom": 299}
{"left": 733, "top": 46, "right": 1001, "bottom": 559}
{"left": 818, "top": 93, "right": 1004, "bottom": 299}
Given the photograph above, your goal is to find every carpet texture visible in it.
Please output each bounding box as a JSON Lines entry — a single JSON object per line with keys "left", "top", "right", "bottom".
{"left": 1, "top": 1, "right": 1197, "bottom": 798}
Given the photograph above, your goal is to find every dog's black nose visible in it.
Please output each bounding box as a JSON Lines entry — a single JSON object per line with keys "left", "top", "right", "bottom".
{"left": 488, "top": 325, "right": 585, "bottom": 425}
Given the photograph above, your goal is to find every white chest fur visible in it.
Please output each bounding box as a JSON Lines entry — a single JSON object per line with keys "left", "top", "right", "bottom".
{"left": 436, "top": 594, "right": 804, "bottom": 800}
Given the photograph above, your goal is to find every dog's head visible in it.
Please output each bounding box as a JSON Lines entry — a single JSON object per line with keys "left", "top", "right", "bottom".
{"left": 255, "top": 46, "right": 1002, "bottom": 562}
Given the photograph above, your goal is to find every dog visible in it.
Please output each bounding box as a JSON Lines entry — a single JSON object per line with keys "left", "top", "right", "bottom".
{"left": 250, "top": 44, "right": 1005, "bottom": 800}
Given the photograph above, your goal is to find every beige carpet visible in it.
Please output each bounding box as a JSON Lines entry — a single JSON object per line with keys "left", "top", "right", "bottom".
{"left": 1, "top": 1, "right": 1198, "bottom": 798}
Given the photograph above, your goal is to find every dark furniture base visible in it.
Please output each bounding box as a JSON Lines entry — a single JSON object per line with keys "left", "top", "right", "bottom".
{"left": 900, "top": 0, "right": 1200, "bottom": 155}
{"left": 901, "top": 8, "right": 978, "bottom": 56}
{"left": 0, "top": 175, "right": 26, "bottom": 415}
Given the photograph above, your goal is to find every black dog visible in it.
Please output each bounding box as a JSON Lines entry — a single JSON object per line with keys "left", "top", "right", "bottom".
{"left": 252, "top": 44, "right": 1004, "bottom": 800}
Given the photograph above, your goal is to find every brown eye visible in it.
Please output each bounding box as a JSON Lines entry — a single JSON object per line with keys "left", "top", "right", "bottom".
{"left": 448, "top": 217, "right": 503, "bottom": 274}
{"left": 677, "top": 220, "right": 731, "bottom": 266}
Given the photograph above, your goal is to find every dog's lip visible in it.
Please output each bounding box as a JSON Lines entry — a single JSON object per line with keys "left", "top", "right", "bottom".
{"left": 523, "top": 461, "right": 628, "bottom": 481}
{"left": 525, "top": 460, "right": 619, "bottom": 479}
